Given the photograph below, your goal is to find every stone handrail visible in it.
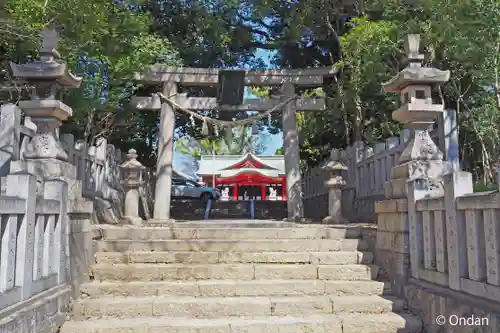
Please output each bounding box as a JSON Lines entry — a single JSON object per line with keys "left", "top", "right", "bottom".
{"left": 412, "top": 179, "right": 500, "bottom": 303}
{"left": 0, "top": 174, "right": 68, "bottom": 312}
{"left": 60, "top": 135, "right": 124, "bottom": 200}
{"left": 0, "top": 104, "right": 125, "bottom": 328}
{"left": 301, "top": 110, "right": 458, "bottom": 223}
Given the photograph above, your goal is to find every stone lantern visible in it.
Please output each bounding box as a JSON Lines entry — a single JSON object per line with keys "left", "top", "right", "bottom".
{"left": 322, "top": 148, "right": 348, "bottom": 224}
{"left": 120, "top": 149, "right": 145, "bottom": 225}
{"left": 9, "top": 29, "right": 82, "bottom": 161}
{"left": 383, "top": 34, "right": 451, "bottom": 198}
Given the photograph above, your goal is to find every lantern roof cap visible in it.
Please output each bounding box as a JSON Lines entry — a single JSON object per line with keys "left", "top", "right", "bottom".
{"left": 382, "top": 34, "right": 450, "bottom": 93}
{"left": 121, "top": 149, "right": 145, "bottom": 169}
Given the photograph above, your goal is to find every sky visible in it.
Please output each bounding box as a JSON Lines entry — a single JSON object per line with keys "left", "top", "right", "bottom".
{"left": 253, "top": 48, "right": 281, "bottom": 155}
{"left": 173, "top": 48, "right": 281, "bottom": 176}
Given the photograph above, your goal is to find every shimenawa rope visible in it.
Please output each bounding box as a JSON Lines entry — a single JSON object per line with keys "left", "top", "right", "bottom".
{"left": 155, "top": 92, "right": 297, "bottom": 129}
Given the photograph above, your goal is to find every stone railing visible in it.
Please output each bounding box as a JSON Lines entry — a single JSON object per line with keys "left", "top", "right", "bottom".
{"left": 141, "top": 167, "right": 156, "bottom": 219}
{"left": 0, "top": 104, "right": 127, "bottom": 224}
{"left": 0, "top": 173, "right": 70, "bottom": 328}
{"left": 413, "top": 175, "right": 500, "bottom": 303}
{"left": 301, "top": 109, "right": 458, "bottom": 223}
{"left": 301, "top": 159, "right": 330, "bottom": 221}
{"left": 59, "top": 135, "right": 124, "bottom": 199}
{"left": 0, "top": 103, "right": 131, "bottom": 332}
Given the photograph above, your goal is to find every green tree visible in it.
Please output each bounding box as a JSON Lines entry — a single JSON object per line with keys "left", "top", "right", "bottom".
{"left": 176, "top": 125, "right": 266, "bottom": 157}
{"left": 4, "top": 0, "right": 181, "bottom": 161}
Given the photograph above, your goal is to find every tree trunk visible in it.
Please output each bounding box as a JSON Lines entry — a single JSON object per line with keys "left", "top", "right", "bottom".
{"left": 84, "top": 107, "right": 96, "bottom": 145}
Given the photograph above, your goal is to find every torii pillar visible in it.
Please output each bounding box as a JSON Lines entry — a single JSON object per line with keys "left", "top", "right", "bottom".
{"left": 153, "top": 81, "right": 177, "bottom": 222}
{"left": 281, "top": 83, "right": 303, "bottom": 221}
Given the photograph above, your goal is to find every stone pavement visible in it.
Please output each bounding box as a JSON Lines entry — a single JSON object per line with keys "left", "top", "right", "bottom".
{"left": 59, "top": 220, "right": 422, "bottom": 333}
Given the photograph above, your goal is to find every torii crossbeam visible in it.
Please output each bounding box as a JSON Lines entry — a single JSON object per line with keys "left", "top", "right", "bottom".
{"left": 131, "top": 66, "right": 338, "bottom": 223}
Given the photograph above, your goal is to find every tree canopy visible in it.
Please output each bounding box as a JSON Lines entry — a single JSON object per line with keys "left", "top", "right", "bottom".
{"left": 1, "top": 0, "right": 499, "bottom": 181}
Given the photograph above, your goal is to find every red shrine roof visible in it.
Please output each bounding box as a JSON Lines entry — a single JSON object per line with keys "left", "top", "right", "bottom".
{"left": 197, "top": 153, "right": 285, "bottom": 178}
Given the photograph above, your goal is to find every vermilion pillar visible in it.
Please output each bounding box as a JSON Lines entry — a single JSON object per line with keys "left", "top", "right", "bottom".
{"left": 261, "top": 185, "right": 266, "bottom": 200}
{"left": 233, "top": 185, "right": 238, "bottom": 200}
{"left": 281, "top": 181, "right": 287, "bottom": 200}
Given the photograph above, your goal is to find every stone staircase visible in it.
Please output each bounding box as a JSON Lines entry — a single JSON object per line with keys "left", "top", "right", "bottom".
{"left": 60, "top": 220, "right": 422, "bottom": 333}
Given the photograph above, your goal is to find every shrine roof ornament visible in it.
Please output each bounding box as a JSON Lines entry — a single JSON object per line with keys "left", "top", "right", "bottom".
{"left": 382, "top": 34, "right": 450, "bottom": 93}
{"left": 219, "top": 152, "right": 279, "bottom": 171}
{"left": 217, "top": 168, "right": 283, "bottom": 179}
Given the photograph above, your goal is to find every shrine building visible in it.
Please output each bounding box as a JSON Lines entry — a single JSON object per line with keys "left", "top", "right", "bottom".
{"left": 197, "top": 153, "right": 286, "bottom": 201}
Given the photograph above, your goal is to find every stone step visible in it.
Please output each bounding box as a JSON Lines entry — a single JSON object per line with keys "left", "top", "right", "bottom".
{"left": 72, "top": 295, "right": 405, "bottom": 319}
{"left": 60, "top": 312, "right": 422, "bottom": 333}
{"left": 92, "top": 225, "right": 360, "bottom": 240}
{"left": 81, "top": 280, "right": 388, "bottom": 298}
{"left": 90, "top": 263, "right": 379, "bottom": 281}
{"left": 95, "top": 251, "right": 374, "bottom": 265}
{"left": 148, "top": 220, "right": 298, "bottom": 228}
{"left": 95, "top": 238, "right": 367, "bottom": 252}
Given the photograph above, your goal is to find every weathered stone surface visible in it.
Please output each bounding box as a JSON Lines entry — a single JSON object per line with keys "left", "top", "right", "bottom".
{"left": 310, "top": 252, "right": 359, "bottom": 264}
{"left": 330, "top": 295, "right": 404, "bottom": 313}
{"left": 271, "top": 296, "right": 332, "bottom": 315}
{"left": 80, "top": 280, "right": 389, "bottom": 298}
{"left": 81, "top": 281, "right": 198, "bottom": 298}
{"left": 405, "top": 281, "right": 500, "bottom": 333}
{"left": 95, "top": 238, "right": 365, "bottom": 252}
{"left": 318, "top": 264, "right": 378, "bottom": 280}
{"left": 324, "top": 281, "right": 387, "bottom": 296}
{"left": 92, "top": 263, "right": 257, "bottom": 281}
{"left": 376, "top": 230, "right": 409, "bottom": 253}
{"left": 377, "top": 212, "right": 409, "bottom": 233}
{"left": 59, "top": 316, "right": 346, "bottom": 333}
{"left": 253, "top": 264, "right": 318, "bottom": 280}
{"left": 60, "top": 216, "right": 424, "bottom": 333}
{"left": 196, "top": 280, "right": 327, "bottom": 297}
{"left": 0, "top": 285, "right": 70, "bottom": 333}
{"left": 375, "top": 199, "right": 408, "bottom": 214}
{"left": 73, "top": 296, "right": 404, "bottom": 318}
{"left": 339, "top": 313, "right": 422, "bottom": 333}
{"left": 219, "top": 251, "right": 311, "bottom": 264}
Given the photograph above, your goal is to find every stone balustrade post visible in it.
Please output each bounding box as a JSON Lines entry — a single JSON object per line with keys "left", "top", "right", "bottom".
{"left": 322, "top": 148, "right": 348, "bottom": 224}
{"left": 120, "top": 149, "right": 145, "bottom": 226}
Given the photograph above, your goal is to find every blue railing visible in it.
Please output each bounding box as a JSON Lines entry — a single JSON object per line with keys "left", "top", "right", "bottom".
{"left": 204, "top": 199, "right": 212, "bottom": 220}
{"left": 250, "top": 199, "right": 255, "bottom": 219}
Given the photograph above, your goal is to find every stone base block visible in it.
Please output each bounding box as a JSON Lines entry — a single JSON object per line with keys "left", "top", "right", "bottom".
{"left": 90, "top": 263, "right": 377, "bottom": 282}
{"left": 59, "top": 312, "right": 422, "bottom": 333}
{"left": 145, "top": 218, "right": 175, "bottom": 226}
{"left": 391, "top": 159, "right": 450, "bottom": 180}
{"left": 322, "top": 215, "right": 348, "bottom": 224}
{"left": 80, "top": 280, "right": 387, "bottom": 298}
{"left": 94, "top": 238, "right": 366, "bottom": 252}
{"left": 92, "top": 225, "right": 360, "bottom": 240}
{"left": 374, "top": 248, "right": 409, "bottom": 296}
{"left": 123, "top": 216, "right": 143, "bottom": 226}
{"left": 405, "top": 280, "right": 500, "bottom": 333}
{"left": 0, "top": 284, "right": 70, "bottom": 333}
{"left": 10, "top": 158, "right": 77, "bottom": 179}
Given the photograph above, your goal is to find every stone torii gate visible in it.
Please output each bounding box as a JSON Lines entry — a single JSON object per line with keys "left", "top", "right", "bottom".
{"left": 132, "top": 66, "right": 337, "bottom": 223}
